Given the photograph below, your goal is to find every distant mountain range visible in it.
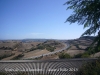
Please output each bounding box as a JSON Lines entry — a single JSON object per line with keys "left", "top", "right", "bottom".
{"left": 0, "top": 36, "right": 96, "bottom": 42}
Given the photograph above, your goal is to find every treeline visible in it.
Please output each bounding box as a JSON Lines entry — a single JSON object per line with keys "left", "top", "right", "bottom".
{"left": 0, "top": 46, "right": 13, "bottom": 50}
{"left": 28, "top": 41, "right": 59, "bottom": 52}
{"left": 30, "top": 43, "right": 56, "bottom": 52}
{"left": 58, "top": 52, "right": 90, "bottom": 59}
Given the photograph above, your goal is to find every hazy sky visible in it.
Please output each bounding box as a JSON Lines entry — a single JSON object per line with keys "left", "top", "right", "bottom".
{"left": 0, "top": 0, "right": 87, "bottom": 40}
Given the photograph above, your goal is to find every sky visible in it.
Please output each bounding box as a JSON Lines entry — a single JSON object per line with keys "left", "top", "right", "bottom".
{"left": 0, "top": 0, "right": 87, "bottom": 40}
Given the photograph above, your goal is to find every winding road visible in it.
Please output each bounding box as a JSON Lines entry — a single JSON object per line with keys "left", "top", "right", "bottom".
{"left": 23, "top": 42, "right": 70, "bottom": 60}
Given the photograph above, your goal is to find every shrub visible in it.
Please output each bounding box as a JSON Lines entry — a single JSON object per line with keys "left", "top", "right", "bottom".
{"left": 77, "top": 59, "right": 100, "bottom": 75}
{"left": 30, "top": 47, "right": 37, "bottom": 51}
{"left": 74, "top": 53, "right": 82, "bottom": 58}
{"left": 74, "top": 52, "right": 90, "bottom": 58}
{"left": 37, "top": 45, "right": 45, "bottom": 50}
{"left": 59, "top": 53, "right": 71, "bottom": 59}
{"left": 46, "top": 47, "right": 55, "bottom": 52}
{"left": 81, "top": 53, "right": 90, "bottom": 58}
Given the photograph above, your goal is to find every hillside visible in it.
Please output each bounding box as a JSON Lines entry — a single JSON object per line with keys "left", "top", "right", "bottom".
{"left": 0, "top": 40, "right": 65, "bottom": 60}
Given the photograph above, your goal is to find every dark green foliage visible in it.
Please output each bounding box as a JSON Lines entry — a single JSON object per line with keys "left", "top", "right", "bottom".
{"left": 0, "top": 72, "right": 6, "bottom": 75}
{"left": 74, "top": 54, "right": 83, "bottom": 58}
{"left": 59, "top": 53, "right": 71, "bottom": 59}
{"left": 64, "top": 0, "right": 100, "bottom": 53}
{"left": 28, "top": 40, "right": 61, "bottom": 52}
{"left": 89, "top": 35, "right": 100, "bottom": 54}
{"left": 77, "top": 59, "right": 100, "bottom": 75}
{"left": 30, "top": 47, "right": 37, "bottom": 51}
{"left": 37, "top": 45, "right": 45, "bottom": 50}
{"left": 74, "top": 52, "right": 90, "bottom": 58}
{"left": 46, "top": 46, "right": 55, "bottom": 52}
{"left": 81, "top": 52, "right": 90, "bottom": 58}
{"left": 36, "top": 42, "right": 56, "bottom": 52}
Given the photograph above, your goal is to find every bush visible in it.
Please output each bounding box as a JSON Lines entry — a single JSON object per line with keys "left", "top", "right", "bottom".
{"left": 30, "top": 47, "right": 37, "bottom": 51}
{"left": 81, "top": 53, "right": 90, "bottom": 58}
{"left": 59, "top": 53, "right": 71, "bottom": 59}
{"left": 37, "top": 45, "right": 45, "bottom": 50}
{"left": 77, "top": 59, "right": 100, "bottom": 75}
{"left": 74, "top": 54, "right": 82, "bottom": 58}
{"left": 74, "top": 52, "right": 90, "bottom": 58}
{"left": 46, "top": 47, "right": 55, "bottom": 52}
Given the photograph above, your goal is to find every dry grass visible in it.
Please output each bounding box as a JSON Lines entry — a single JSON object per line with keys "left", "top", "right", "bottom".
{"left": 65, "top": 50, "right": 85, "bottom": 57}
{"left": 2, "top": 51, "right": 22, "bottom": 60}
{"left": 41, "top": 54, "right": 59, "bottom": 60}
{"left": 23, "top": 49, "right": 50, "bottom": 58}
{"left": 0, "top": 50, "right": 12, "bottom": 57}
{"left": 90, "top": 52, "right": 100, "bottom": 57}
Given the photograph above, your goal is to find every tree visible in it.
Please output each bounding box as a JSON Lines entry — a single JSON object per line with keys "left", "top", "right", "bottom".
{"left": 64, "top": 0, "right": 100, "bottom": 52}
{"left": 77, "top": 59, "right": 100, "bottom": 75}
{"left": 59, "top": 53, "right": 71, "bottom": 59}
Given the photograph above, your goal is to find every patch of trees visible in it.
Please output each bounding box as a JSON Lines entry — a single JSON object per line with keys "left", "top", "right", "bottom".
{"left": 29, "top": 47, "right": 37, "bottom": 51}
{"left": 46, "top": 46, "right": 55, "bottom": 52}
{"left": 37, "top": 44, "right": 56, "bottom": 52}
{"left": 73, "top": 46, "right": 100, "bottom": 58}
{"left": 86, "top": 46, "right": 100, "bottom": 55}
{"left": 59, "top": 52, "right": 90, "bottom": 59}
{"left": 64, "top": 0, "right": 100, "bottom": 58}
{"left": 0, "top": 46, "right": 13, "bottom": 50}
{"left": 59, "top": 53, "right": 71, "bottom": 59}
{"left": 35, "top": 43, "right": 56, "bottom": 52}
{"left": 74, "top": 52, "right": 90, "bottom": 58}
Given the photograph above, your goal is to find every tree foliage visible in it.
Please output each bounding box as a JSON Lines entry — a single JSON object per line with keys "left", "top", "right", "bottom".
{"left": 64, "top": 0, "right": 100, "bottom": 51}
{"left": 59, "top": 53, "right": 71, "bottom": 59}
{"left": 77, "top": 59, "right": 100, "bottom": 75}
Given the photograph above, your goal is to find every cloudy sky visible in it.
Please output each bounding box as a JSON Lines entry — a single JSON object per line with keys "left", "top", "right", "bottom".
{"left": 0, "top": 0, "right": 87, "bottom": 40}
